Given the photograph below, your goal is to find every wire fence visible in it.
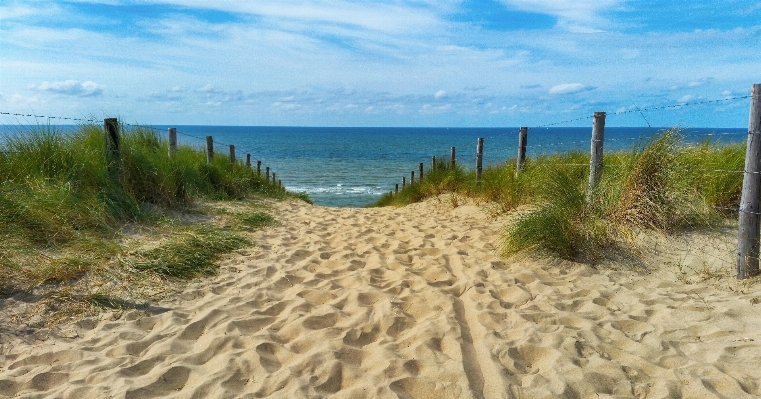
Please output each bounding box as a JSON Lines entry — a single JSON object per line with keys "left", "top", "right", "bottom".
{"left": 382, "top": 90, "right": 759, "bottom": 279}
{"left": 0, "top": 112, "right": 281, "bottom": 186}
{"left": 1, "top": 90, "right": 759, "bottom": 279}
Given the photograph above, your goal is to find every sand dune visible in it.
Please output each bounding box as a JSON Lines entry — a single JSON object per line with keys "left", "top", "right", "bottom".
{"left": 1, "top": 197, "right": 760, "bottom": 398}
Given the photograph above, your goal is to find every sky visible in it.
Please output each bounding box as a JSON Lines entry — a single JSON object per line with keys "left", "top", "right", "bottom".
{"left": 1, "top": 0, "right": 760, "bottom": 127}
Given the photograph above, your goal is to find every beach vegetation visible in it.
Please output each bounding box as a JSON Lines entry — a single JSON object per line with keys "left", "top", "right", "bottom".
{"left": 374, "top": 128, "right": 743, "bottom": 262}
{"left": 0, "top": 122, "right": 305, "bottom": 325}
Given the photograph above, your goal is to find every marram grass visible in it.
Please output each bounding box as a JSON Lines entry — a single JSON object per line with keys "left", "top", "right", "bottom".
{"left": 0, "top": 122, "right": 304, "bottom": 325}
{"left": 125, "top": 226, "right": 249, "bottom": 278}
{"left": 374, "top": 128, "right": 743, "bottom": 262}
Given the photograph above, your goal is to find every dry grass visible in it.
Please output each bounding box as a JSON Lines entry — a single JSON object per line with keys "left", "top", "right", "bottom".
{"left": 0, "top": 200, "right": 275, "bottom": 329}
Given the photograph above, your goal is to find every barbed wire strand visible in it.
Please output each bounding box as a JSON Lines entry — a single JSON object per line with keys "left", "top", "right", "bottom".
{"left": 0, "top": 114, "right": 283, "bottom": 177}
{"left": 2, "top": 93, "right": 754, "bottom": 196}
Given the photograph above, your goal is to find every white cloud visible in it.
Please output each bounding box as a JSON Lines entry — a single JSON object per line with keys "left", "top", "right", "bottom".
{"left": 498, "top": 0, "right": 623, "bottom": 31}
{"left": 0, "top": 4, "right": 38, "bottom": 20}
{"left": 687, "top": 77, "right": 714, "bottom": 87}
{"left": 434, "top": 90, "right": 447, "bottom": 99}
{"left": 33, "top": 80, "right": 104, "bottom": 97}
{"left": 548, "top": 83, "right": 591, "bottom": 95}
{"left": 197, "top": 84, "right": 216, "bottom": 92}
{"left": 420, "top": 103, "right": 452, "bottom": 114}
{"left": 678, "top": 95, "right": 694, "bottom": 103}
{"left": 144, "top": 1, "right": 443, "bottom": 34}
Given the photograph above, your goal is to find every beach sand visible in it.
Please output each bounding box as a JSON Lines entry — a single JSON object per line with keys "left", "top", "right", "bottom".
{"left": 1, "top": 197, "right": 760, "bottom": 398}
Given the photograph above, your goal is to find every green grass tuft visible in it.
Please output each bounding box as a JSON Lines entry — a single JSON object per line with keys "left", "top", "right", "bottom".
{"left": 126, "top": 227, "right": 249, "bottom": 278}
{"left": 237, "top": 211, "right": 276, "bottom": 229}
{"left": 501, "top": 170, "right": 612, "bottom": 261}
{"left": 373, "top": 128, "right": 743, "bottom": 262}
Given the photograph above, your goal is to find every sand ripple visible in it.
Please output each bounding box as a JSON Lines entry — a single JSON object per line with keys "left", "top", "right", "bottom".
{"left": 1, "top": 197, "right": 760, "bottom": 398}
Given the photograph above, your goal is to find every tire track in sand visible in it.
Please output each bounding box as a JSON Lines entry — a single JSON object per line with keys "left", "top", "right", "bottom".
{"left": 447, "top": 253, "right": 517, "bottom": 399}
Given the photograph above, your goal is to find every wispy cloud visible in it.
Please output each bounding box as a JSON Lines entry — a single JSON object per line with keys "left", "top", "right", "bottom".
{"left": 678, "top": 95, "right": 695, "bottom": 103}
{"left": 32, "top": 80, "right": 105, "bottom": 97}
{"left": 149, "top": 1, "right": 445, "bottom": 33}
{"left": 497, "top": 0, "right": 623, "bottom": 32}
{"left": 548, "top": 83, "right": 592, "bottom": 95}
{"left": 0, "top": 1, "right": 758, "bottom": 127}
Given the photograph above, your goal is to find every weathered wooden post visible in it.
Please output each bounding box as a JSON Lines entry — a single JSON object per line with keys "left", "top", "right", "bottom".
{"left": 257, "top": 160, "right": 262, "bottom": 176}
{"left": 516, "top": 127, "right": 528, "bottom": 173}
{"left": 587, "top": 112, "right": 606, "bottom": 201}
{"left": 229, "top": 145, "right": 235, "bottom": 164}
{"left": 206, "top": 136, "right": 214, "bottom": 163}
{"left": 476, "top": 138, "right": 484, "bottom": 183}
{"left": 450, "top": 147, "right": 456, "bottom": 168}
{"left": 272, "top": 172, "right": 276, "bottom": 185}
{"left": 168, "top": 127, "right": 177, "bottom": 158}
{"left": 419, "top": 162, "right": 424, "bottom": 181}
{"left": 266, "top": 167, "right": 270, "bottom": 183}
{"left": 104, "top": 118, "right": 120, "bottom": 177}
{"left": 411, "top": 171, "right": 415, "bottom": 184}
{"left": 395, "top": 183, "right": 399, "bottom": 194}
{"left": 278, "top": 180, "right": 282, "bottom": 190}
{"left": 432, "top": 156, "right": 436, "bottom": 170}
{"left": 246, "top": 154, "right": 251, "bottom": 168}
{"left": 737, "top": 84, "right": 761, "bottom": 279}
{"left": 402, "top": 176, "right": 406, "bottom": 189}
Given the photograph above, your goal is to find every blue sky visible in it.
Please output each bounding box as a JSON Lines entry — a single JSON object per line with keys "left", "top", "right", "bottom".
{"left": 1, "top": 0, "right": 759, "bottom": 127}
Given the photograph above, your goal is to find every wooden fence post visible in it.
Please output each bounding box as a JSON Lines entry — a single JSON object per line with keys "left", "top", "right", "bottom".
{"left": 104, "top": 118, "right": 120, "bottom": 177}
{"left": 402, "top": 176, "right": 406, "bottom": 189}
{"left": 279, "top": 180, "right": 282, "bottom": 190}
{"left": 257, "top": 160, "right": 262, "bottom": 176}
{"left": 206, "top": 136, "right": 214, "bottom": 163}
{"left": 476, "top": 138, "right": 484, "bottom": 183}
{"left": 395, "top": 183, "right": 399, "bottom": 194}
{"left": 419, "top": 162, "right": 424, "bottom": 181}
{"left": 266, "top": 167, "right": 270, "bottom": 183}
{"left": 450, "top": 147, "right": 456, "bottom": 168}
{"left": 587, "top": 112, "right": 606, "bottom": 201}
{"left": 737, "top": 83, "right": 761, "bottom": 279}
{"left": 229, "top": 145, "right": 235, "bottom": 164}
{"left": 246, "top": 154, "right": 251, "bottom": 168}
{"left": 411, "top": 171, "right": 415, "bottom": 184}
{"left": 272, "top": 172, "right": 276, "bottom": 186}
{"left": 432, "top": 156, "right": 436, "bottom": 170}
{"left": 168, "top": 127, "right": 177, "bottom": 158}
{"left": 517, "top": 127, "right": 527, "bottom": 173}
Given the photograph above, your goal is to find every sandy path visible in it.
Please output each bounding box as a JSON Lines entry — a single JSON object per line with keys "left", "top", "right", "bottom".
{"left": 1, "top": 198, "right": 760, "bottom": 399}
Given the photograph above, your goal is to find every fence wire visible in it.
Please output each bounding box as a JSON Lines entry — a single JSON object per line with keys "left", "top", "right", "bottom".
{"left": 0, "top": 115, "right": 281, "bottom": 183}
{"left": 2, "top": 92, "right": 758, "bottom": 278}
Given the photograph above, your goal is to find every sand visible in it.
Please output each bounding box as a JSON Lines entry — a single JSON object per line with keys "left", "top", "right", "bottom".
{"left": 1, "top": 196, "right": 760, "bottom": 399}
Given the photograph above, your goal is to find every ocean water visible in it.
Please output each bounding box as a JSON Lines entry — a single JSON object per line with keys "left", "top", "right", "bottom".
{"left": 1, "top": 125, "right": 747, "bottom": 207}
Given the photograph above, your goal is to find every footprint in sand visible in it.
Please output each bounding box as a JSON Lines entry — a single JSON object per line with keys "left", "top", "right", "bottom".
{"left": 255, "top": 342, "right": 283, "bottom": 372}
{"left": 124, "top": 366, "right": 191, "bottom": 399}
{"left": 302, "top": 312, "right": 338, "bottom": 330}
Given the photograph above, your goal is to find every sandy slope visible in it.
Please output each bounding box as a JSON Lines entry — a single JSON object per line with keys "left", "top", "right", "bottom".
{"left": 1, "top": 197, "right": 760, "bottom": 399}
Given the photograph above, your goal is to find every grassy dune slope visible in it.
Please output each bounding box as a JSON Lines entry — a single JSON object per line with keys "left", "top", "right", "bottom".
{"left": 0, "top": 123, "right": 306, "bottom": 325}
{"left": 374, "top": 129, "right": 745, "bottom": 262}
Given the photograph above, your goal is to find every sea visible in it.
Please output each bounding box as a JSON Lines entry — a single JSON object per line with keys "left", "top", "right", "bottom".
{"left": 0, "top": 125, "right": 747, "bottom": 208}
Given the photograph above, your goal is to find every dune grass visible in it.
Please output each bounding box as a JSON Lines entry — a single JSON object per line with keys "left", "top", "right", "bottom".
{"left": 374, "top": 129, "right": 744, "bottom": 262}
{"left": 0, "top": 122, "right": 306, "bottom": 325}
{"left": 125, "top": 226, "right": 249, "bottom": 278}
